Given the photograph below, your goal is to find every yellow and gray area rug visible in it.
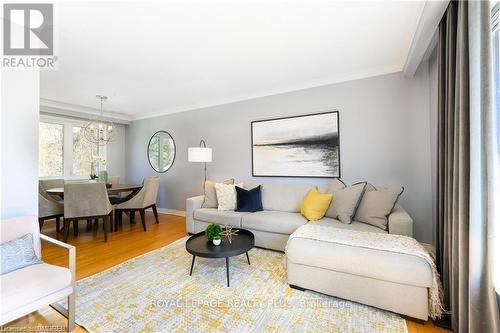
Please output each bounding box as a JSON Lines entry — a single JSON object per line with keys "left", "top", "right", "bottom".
{"left": 70, "top": 237, "right": 407, "bottom": 333}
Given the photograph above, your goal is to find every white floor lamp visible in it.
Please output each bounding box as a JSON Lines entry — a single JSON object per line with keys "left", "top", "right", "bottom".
{"left": 188, "top": 140, "right": 213, "bottom": 192}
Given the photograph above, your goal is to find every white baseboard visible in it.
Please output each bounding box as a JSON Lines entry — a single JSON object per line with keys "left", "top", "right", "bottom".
{"left": 156, "top": 207, "right": 186, "bottom": 217}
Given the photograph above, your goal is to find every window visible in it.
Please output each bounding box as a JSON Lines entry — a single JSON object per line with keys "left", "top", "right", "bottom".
{"left": 72, "top": 126, "right": 98, "bottom": 176}
{"left": 39, "top": 116, "right": 105, "bottom": 179}
{"left": 39, "top": 122, "right": 64, "bottom": 177}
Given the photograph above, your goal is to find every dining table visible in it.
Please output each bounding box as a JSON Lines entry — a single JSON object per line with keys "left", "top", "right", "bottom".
{"left": 46, "top": 184, "right": 143, "bottom": 205}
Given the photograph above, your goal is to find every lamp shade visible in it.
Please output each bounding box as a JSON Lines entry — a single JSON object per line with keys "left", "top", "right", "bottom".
{"left": 188, "top": 147, "right": 212, "bottom": 162}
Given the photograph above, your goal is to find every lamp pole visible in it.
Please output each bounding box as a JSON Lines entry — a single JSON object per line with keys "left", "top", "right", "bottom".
{"left": 199, "top": 139, "right": 208, "bottom": 183}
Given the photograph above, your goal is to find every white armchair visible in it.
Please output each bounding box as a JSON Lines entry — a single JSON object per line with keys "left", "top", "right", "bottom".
{"left": 0, "top": 216, "right": 75, "bottom": 332}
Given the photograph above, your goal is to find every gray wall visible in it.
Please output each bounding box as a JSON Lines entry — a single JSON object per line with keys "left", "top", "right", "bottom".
{"left": 126, "top": 66, "right": 435, "bottom": 243}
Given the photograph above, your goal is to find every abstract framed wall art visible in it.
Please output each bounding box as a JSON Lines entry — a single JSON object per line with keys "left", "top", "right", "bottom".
{"left": 251, "top": 111, "right": 340, "bottom": 178}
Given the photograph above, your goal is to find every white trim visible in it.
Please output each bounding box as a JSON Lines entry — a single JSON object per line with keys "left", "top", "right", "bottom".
{"left": 40, "top": 98, "right": 133, "bottom": 124}
{"left": 403, "top": 0, "right": 449, "bottom": 78}
{"left": 156, "top": 208, "right": 186, "bottom": 217}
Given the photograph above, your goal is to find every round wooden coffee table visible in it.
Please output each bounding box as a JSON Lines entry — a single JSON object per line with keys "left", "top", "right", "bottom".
{"left": 185, "top": 228, "right": 255, "bottom": 287}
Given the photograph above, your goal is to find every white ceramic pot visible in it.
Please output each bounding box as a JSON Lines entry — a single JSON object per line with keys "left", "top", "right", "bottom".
{"left": 212, "top": 238, "right": 221, "bottom": 246}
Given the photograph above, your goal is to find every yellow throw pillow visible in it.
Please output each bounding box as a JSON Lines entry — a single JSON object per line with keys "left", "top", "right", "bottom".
{"left": 301, "top": 188, "right": 333, "bottom": 221}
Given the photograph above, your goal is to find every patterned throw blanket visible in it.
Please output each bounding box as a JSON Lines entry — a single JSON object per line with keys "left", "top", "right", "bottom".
{"left": 286, "top": 224, "right": 444, "bottom": 320}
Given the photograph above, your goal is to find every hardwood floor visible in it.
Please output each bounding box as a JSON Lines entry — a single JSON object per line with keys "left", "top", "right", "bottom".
{"left": 4, "top": 212, "right": 448, "bottom": 333}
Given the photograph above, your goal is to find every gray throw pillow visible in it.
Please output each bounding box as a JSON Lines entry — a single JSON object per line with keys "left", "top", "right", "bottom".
{"left": 354, "top": 184, "right": 404, "bottom": 230}
{"left": 1, "top": 234, "right": 42, "bottom": 275}
{"left": 202, "top": 178, "right": 234, "bottom": 208}
{"left": 321, "top": 180, "right": 367, "bottom": 224}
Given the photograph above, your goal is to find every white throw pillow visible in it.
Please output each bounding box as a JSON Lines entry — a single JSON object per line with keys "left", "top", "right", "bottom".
{"left": 214, "top": 183, "right": 242, "bottom": 211}
{"left": 202, "top": 178, "right": 234, "bottom": 208}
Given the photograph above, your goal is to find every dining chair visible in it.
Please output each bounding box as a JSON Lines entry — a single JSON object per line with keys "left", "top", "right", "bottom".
{"left": 39, "top": 178, "right": 64, "bottom": 201}
{"left": 38, "top": 182, "right": 64, "bottom": 232}
{"left": 63, "top": 183, "right": 113, "bottom": 242}
{"left": 114, "top": 177, "right": 160, "bottom": 232}
{"left": 107, "top": 176, "right": 121, "bottom": 204}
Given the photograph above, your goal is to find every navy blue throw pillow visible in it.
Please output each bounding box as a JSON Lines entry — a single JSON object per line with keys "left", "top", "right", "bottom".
{"left": 235, "top": 185, "right": 263, "bottom": 212}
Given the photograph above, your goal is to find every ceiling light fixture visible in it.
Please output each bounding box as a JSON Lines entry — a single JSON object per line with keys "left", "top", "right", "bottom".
{"left": 82, "top": 95, "right": 116, "bottom": 146}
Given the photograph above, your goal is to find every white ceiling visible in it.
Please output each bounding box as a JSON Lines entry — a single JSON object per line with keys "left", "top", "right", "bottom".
{"left": 40, "top": 0, "right": 425, "bottom": 120}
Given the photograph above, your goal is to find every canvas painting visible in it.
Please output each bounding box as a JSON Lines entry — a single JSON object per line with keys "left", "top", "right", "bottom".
{"left": 251, "top": 111, "right": 340, "bottom": 178}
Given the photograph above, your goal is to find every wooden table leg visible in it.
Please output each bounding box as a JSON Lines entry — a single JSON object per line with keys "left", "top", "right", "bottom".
{"left": 246, "top": 252, "right": 251, "bottom": 265}
{"left": 189, "top": 255, "right": 196, "bottom": 276}
{"left": 226, "top": 257, "right": 230, "bottom": 287}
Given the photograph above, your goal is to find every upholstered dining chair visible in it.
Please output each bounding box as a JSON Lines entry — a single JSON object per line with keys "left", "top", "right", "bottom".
{"left": 63, "top": 183, "right": 113, "bottom": 242}
{"left": 39, "top": 178, "right": 64, "bottom": 201}
{"left": 38, "top": 182, "right": 64, "bottom": 232}
{"left": 107, "top": 176, "right": 121, "bottom": 204}
{"left": 114, "top": 177, "right": 160, "bottom": 232}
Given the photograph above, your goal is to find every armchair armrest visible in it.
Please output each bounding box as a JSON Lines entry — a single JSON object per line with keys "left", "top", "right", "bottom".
{"left": 40, "top": 234, "right": 76, "bottom": 284}
{"left": 388, "top": 205, "right": 413, "bottom": 237}
{"left": 186, "top": 195, "right": 205, "bottom": 234}
{"left": 40, "top": 234, "right": 76, "bottom": 331}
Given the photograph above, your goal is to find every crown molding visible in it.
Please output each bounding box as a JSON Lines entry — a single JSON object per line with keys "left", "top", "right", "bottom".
{"left": 39, "top": 98, "right": 133, "bottom": 124}
{"left": 133, "top": 65, "right": 402, "bottom": 120}
{"left": 403, "top": 0, "right": 449, "bottom": 78}
{"left": 41, "top": 65, "right": 402, "bottom": 123}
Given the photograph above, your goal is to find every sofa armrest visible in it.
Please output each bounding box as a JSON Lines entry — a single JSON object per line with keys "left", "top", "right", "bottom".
{"left": 40, "top": 234, "right": 76, "bottom": 284}
{"left": 186, "top": 195, "right": 205, "bottom": 234}
{"left": 388, "top": 205, "right": 413, "bottom": 237}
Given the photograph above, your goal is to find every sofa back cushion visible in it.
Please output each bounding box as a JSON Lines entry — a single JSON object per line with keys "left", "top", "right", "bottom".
{"left": 261, "top": 183, "right": 313, "bottom": 212}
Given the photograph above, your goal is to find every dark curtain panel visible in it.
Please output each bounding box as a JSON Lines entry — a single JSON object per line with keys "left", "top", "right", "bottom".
{"left": 436, "top": 1, "right": 500, "bottom": 332}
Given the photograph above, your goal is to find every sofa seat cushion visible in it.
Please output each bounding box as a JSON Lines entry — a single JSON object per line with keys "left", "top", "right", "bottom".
{"left": 242, "top": 211, "right": 308, "bottom": 234}
{"left": 193, "top": 208, "right": 249, "bottom": 227}
{"left": 0, "top": 263, "right": 72, "bottom": 314}
{"left": 287, "top": 230, "right": 433, "bottom": 288}
{"left": 312, "top": 217, "right": 387, "bottom": 234}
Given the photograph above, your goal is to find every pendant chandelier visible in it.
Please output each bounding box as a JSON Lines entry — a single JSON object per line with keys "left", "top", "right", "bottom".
{"left": 83, "top": 95, "right": 116, "bottom": 146}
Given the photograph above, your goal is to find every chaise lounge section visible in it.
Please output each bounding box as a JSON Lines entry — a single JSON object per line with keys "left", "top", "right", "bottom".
{"left": 286, "top": 231, "right": 432, "bottom": 320}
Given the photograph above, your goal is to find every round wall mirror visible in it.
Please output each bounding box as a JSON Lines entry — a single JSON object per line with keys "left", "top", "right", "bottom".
{"left": 148, "top": 131, "right": 176, "bottom": 173}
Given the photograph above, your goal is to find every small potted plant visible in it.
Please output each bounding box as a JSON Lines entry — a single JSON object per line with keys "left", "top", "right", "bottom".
{"left": 205, "top": 224, "right": 222, "bottom": 246}
{"left": 212, "top": 235, "right": 221, "bottom": 246}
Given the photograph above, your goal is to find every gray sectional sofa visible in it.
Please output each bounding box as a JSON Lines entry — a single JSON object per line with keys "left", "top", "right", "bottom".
{"left": 186, "top": 183, "right": 413, "bottom": 251}
{"left": 186, "top": 182, "right": 435, "bottom": 321}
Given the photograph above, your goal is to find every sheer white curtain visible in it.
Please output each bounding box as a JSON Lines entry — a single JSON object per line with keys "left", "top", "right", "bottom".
{"left": 491, "top": 2, "right": 500, "bottom": 296}
{"left": 468, "top": 1, "right": 499, "bottom": 331}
